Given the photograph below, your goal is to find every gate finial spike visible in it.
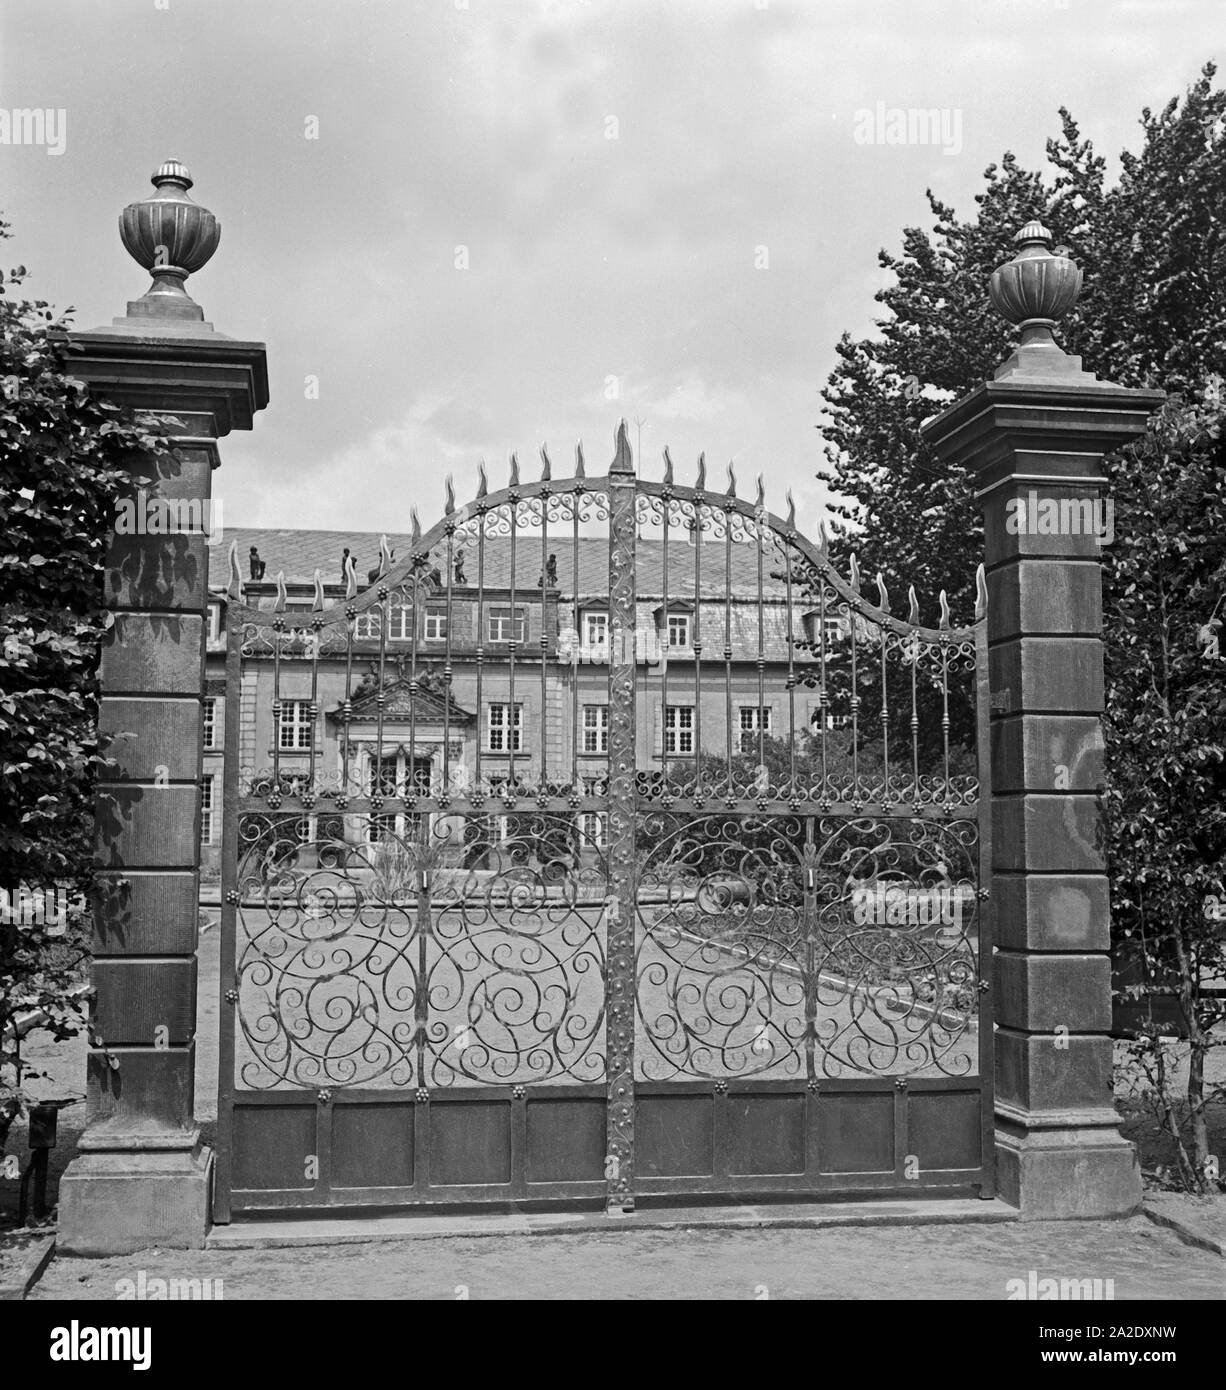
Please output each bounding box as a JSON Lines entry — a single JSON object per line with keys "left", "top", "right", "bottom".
{"left": 755, "top": 474, "right": 765, "bottom": 511}
{"left": 848, "top": 552, "right": 861, "bottom": 593}
{"left": 509, "top": 452, "right": 520, "bottom": 487}
{"left": 410, "top": 508, "right": 421, "bottom": 545}
{"left": 476, "top": 459, "right": 488, "bottom": 499}
{"left": 816, "top": 515, "right": 828, "bottom": 553}
{"left": 312, "top": 567, "right": 325, "bottom": 612}
{"left": 380, "top": 534, "right": 394, "bottom": 575}
{"left": 907, "top": 584, "right": 920, "bottom": 625}
{"left": 876, "top": 571, "right": 891, "bottom": 613}
{"left": 274, "top": 570, "right": 287, "bottom": 613}
{"left": 611, "top": 418, "right": 633, "bottom": 474}
{"left": 575, "top": 439, "right": 586, "bottom": 479}
{"left": 345, "top": 551, "right": 358, "bottom": 600}
{"left": 444, "top": 474, "right": 455, "bottom": 515}
{"left": 939, "top": 589, "right": 951, "bottom": 629}
{"left": 975, "top": 562, "right": 988, "bottom": 620}
{"left": 786, "top": 489, "right": 796, "bottom": 529}
{"left": 227, "top": 537, "right": 242, "bottom": 598}
{"left": 696, "top": 452, "right": 706, "bottom": 491}
{"left": 663, "top": 445, "right": 674, "bottom": 485}
{"left": 540, "top": 444, "right": 552, "bottom": 481}
{"left": 725, "top": 460, "right": 737, "bottom": 498}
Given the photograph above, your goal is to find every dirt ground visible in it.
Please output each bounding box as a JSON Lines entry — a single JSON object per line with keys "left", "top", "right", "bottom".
{"left": 28, "top": 1214, "right": 1226, "bottom": 1300}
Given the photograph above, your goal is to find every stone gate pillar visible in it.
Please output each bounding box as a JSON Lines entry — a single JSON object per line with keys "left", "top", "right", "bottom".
{"left": 923, "top": 222, "right": 1163, "bottom": 1218}
{"left": 57, "top": 161, "right": 268, "bottom": 1254}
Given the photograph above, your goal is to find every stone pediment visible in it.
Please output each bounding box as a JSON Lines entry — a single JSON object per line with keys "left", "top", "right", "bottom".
{"left": 329, "top": 672, "right": 473, "bottom": 725}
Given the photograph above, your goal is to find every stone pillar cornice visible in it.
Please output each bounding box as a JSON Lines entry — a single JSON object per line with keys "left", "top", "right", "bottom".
{"left": 923, "top": 377, "right": 1165, "bottom": 483}
{"left": 67, "top": 327, "right": 268, "bottom": 438}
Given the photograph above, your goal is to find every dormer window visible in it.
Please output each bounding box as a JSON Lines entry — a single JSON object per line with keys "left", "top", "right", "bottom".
{"left": 666, "top": 614, "right": 690, "bottom": 648}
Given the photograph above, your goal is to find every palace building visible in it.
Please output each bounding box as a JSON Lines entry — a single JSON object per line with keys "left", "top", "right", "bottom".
{"left": 200, "top": 526, "right": 848, "bottom": 876}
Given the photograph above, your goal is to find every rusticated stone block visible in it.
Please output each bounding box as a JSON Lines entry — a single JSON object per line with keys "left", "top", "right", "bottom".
{"left": 96, "top": 783, "right": 199, "bottom": 868}
{"left": 92, "top": 869, "right": 200, "bottom": 956}
{"left": 995, "top": 952, "right": 1113, "bottom": 1032}
{"left": 992, "top": 873, "right": 1110, "bottom": 952}
{"left": 989, "top": 637, "right": 1104, "bottom": 714}
{"left": 990, "top": 714, "right": 1103, "bottom": 793}
{"left": 982, "top": 483, "right": 1112, "bottom": 565}
{"left": 996, "top": 1029, "right": 1114, "bottom": 1112}
{"left": 992, "top": 794, "right": 1104, "bottom": 872}
{"left": 92, "top": 957, "right": 197, "bottom": 1046}
{"left": 86, "top": 1044, "right": 195, "bottom": 1128}
{"left": 986, "top": 559, "right": 1102, "bottom": 640}
{"left": 101, "top": 613, "right": 204, "bottom": 695}
{"left": 105, "top": 531, "right": 209, "bottom": 612}
{"left": 100, "top": 696, "right": 202, "bottom": 781}
{"left": 142, "top": 447, "right": 215, "bottom": 500}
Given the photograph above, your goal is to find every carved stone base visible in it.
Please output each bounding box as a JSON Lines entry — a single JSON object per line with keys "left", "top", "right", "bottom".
{"left": 996, "top": 1108, "right": 1141, "bottom": 1220}
{"left": 57, "top": 1135, "right": 213, "bottom": 1255}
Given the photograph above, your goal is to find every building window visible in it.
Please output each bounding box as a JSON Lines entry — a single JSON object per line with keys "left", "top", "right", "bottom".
{"left": 424, "top": 607, "right": 448, "bottom": 641}
{"left": 739, "top": 705, "right": 772, "bottom": 751}
{"left": 577, "top": 776, "right": 607, "bottom": 848}
{"left": 664, "top": 705, "right": 694, "bottom": 755}
{"left": 582, "top": 704, "right": 609, "bottom": 754}
{"left": 351, "top": 604, "right": 412, "bottom": 641}
{"left": 488, "top": 606, "right": 527, "bottom": 643}
{"left": 812, "top": 710, "right": 851, "bottom": 732}
{"left": 387, "top": 604, "right": 413, "bottom": 641}
{"left": 207, "top": 602, "right": 222, "bottom": 645}
{"left": 200, "top": 776, "right": 215, "bottom": 845}
{"left": 487, "top": 702, "right": 524, "bottom": 753}
{"left": 806, "top": 613, "right": 847, "bottom": 646}
{"left": 666, "top": 614, "right": 690, "bottom": 648}
{"left": 369, "top": 753, "right": 399, "bottom": 798}
{"left": 202, "top": 697, "right": 218, "bottom": 750}
{"left": 277, "top": 699, "right": 313, "bottom": 750}
{"left": 583, "top": 612, "right": 609, "bottom": 650}
{"left": 369, "top": 813, "right": 398, "bottom": 843}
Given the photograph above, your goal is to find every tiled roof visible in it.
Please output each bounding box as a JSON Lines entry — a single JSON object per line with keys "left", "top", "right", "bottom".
{"left": 208, "top": 528, "right": 790, "bottom": 599}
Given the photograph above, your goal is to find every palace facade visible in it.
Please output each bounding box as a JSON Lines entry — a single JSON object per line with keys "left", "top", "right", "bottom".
{"left": 200, "top": 527, "right": 849, "bottom": 875}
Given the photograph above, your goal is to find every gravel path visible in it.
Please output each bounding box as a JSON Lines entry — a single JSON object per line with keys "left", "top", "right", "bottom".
{"left": 30, "top": 1215, "right": 1226, "bottom": 1301}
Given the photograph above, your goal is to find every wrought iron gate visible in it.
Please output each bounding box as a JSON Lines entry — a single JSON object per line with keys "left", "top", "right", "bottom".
{"left": 214, "top": 422, "right": 992, "bottom": 1219}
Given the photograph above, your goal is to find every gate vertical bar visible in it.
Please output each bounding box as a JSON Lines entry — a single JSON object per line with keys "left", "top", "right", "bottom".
{"left": 213, "top": 599, "right": 245, "bottom": 1223}
{"left": 974, "top": 604, "right": 997, "bottom": 1197}
{"left": 605, "top": 420, "right": 637, "bottom": 1214}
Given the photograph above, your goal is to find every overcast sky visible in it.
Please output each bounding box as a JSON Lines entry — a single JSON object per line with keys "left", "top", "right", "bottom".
{"left": 2, "top": 0, "right": 1220, "bottom": 532}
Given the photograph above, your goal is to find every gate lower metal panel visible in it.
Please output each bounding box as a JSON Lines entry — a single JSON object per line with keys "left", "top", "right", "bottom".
{"left": 226, "top": 1079, "right": 984, "bottom": 1211}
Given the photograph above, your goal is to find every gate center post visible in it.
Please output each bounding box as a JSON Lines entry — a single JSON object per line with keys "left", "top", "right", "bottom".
{"left": 604, "top": 420, "right": 638, "bottom": 1213}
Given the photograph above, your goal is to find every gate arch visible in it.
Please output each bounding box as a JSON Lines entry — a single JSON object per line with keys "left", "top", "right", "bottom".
{"left": 214, "top": 421, "right": 991, "bottom": 1217}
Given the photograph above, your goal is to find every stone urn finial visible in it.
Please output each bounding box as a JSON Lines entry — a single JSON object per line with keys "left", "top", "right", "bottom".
{"left": 988, "top": 220, "right": 1086, "bottom": 379}
{"left": 119, "top": 160, "right": 220, "bottom": 320}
